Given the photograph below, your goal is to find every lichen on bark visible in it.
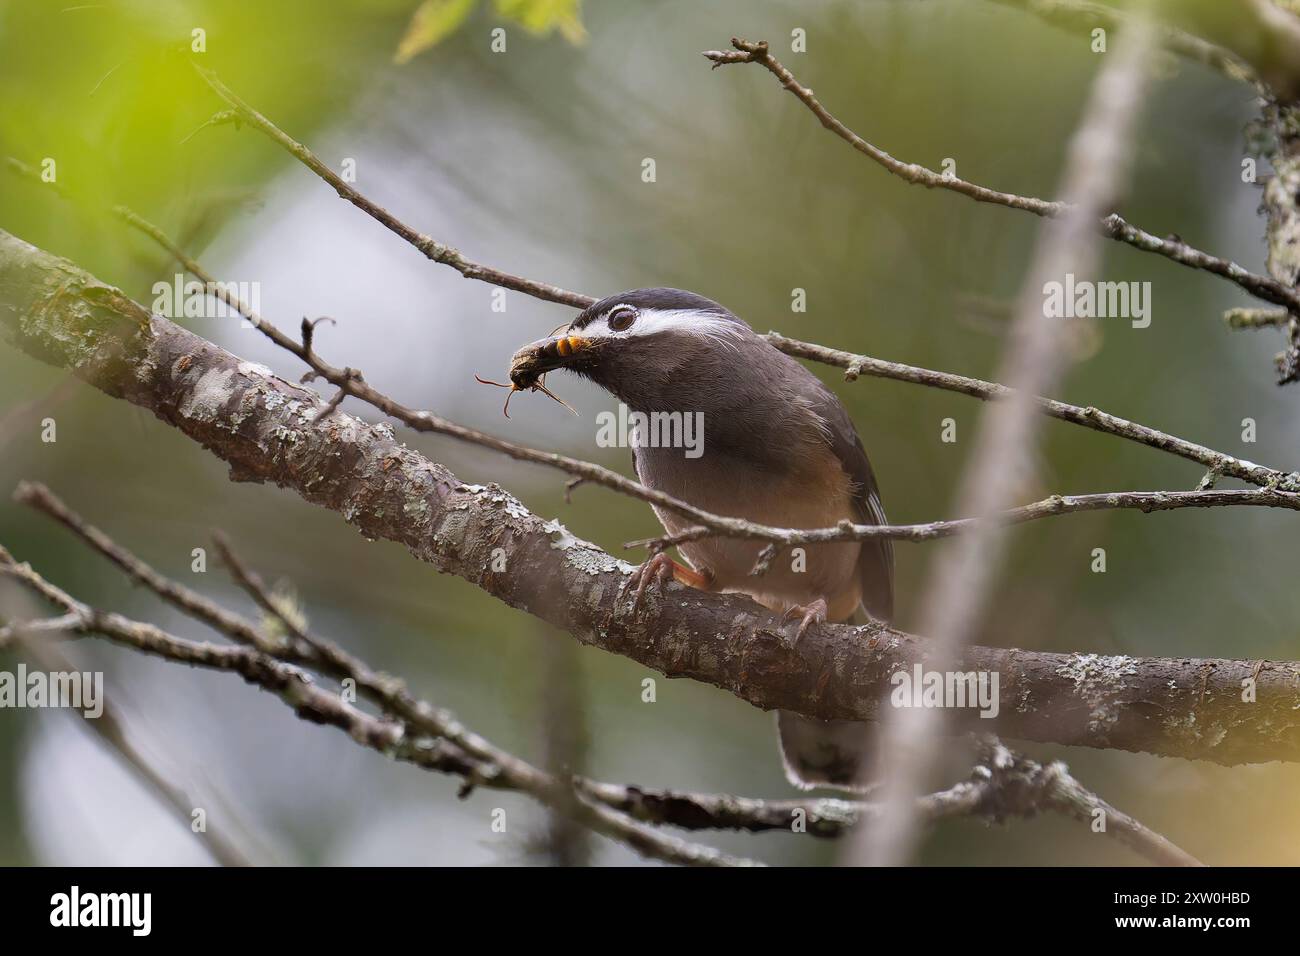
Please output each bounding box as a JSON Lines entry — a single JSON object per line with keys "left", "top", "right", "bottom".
{"left": 2, "top": 226, "right": 1299, "bottom": 765}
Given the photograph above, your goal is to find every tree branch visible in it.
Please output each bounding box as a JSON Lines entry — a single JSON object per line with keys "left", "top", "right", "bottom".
{"left": 105, "top": 205, "right": 1300, "bottom": 553}
{"left": 0, "top": 491, "right": 1200, "bottom": 866}
{"left": 628, "top": 487, "right": 1300, "bottom": 553}
{"left": 190, "top": 67, "right": 591, "bottom": 310}
{"left": 2, "top": 230, "right": 1297, "bottom": 765}
{"left": 113, "top": 67, "right": 1300, "bottom": 480}
{"left": 579, "top": 735, "right": 1203, "bottom": 866}
{"left": 703, "top": 37, "right": 1300, "bottom": 316}
{"left": 0, "top": 544, "right": 759, "bottom": 868}
{"left": 768, "top": 332, "right": 1300, "bottom": 491}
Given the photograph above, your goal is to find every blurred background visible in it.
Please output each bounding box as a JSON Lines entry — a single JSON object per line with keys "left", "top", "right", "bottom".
{"left": 0, "top": 0, "right": 1296, "bottom": 865}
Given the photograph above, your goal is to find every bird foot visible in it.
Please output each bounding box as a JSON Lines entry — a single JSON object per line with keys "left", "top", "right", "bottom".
{"left": 779, "top": 598, "right": 828, "bottom": 647}
{"left": 623, "top": 553, "right": 712, "bottom": 615}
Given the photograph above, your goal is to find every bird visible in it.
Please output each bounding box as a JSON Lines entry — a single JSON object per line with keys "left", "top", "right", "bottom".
{"left": 505, "top": 288, "right": 894, "bottom": 790}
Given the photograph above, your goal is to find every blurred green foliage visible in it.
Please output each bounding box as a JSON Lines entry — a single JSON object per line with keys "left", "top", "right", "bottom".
{"left": 396, "top": 0, "right": 584, "bottom": 63}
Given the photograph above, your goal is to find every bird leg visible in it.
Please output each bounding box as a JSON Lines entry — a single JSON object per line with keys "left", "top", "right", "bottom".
{"left": 779, "top": 597, "right": 829, "bottom": 647}
{"left": 624, "top": 552, "right": 713, "bottom": 614}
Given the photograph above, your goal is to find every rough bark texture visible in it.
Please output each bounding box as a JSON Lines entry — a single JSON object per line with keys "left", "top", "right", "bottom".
{"left": 1262, "top": 95, "right": 1300, "bottom": 383}
{"left": 3, "top": 228, "right": 1299, "bottom": 765}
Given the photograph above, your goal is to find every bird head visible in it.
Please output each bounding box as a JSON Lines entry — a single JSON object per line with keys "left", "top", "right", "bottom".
{"left": 507, "top": 288, "right": 749, "bottom": 410}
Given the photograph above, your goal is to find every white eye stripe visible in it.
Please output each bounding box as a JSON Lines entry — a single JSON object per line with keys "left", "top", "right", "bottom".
{"left": 585, "top": 308, "right": 749, "bottom": 346}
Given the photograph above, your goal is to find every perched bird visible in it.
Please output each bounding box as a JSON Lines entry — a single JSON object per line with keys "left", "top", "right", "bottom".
{"left": 507, "top": 288, "right": 893, "bottom": 789}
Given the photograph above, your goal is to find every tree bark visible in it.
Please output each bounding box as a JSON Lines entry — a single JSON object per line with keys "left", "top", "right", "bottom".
{"left": 2, "top": 227, "right": 1298, "bottom": 765}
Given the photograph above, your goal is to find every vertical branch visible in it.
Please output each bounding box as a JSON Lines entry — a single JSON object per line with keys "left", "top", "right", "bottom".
{"left": 1261, "top": 97, "right": 1300, "bottom": 381}
{"left": 532, "top": 625, "right": 593, "bottom": 866}
{"left": 849, "top": 14, "right": 1160, "bottom": 866}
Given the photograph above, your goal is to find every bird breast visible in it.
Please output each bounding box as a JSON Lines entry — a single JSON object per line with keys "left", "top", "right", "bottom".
{"left": 637, "top": 443, "right": 864, "bottom": 621}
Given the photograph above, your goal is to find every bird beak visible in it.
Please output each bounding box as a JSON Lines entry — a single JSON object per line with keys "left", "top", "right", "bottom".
{"left": 509, "top": 333, "right": 591, "bottom": 388}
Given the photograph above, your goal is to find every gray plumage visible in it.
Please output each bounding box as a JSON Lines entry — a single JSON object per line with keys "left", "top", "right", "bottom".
{"left": 519, "top": 288, "right": 893, "bottom": 789}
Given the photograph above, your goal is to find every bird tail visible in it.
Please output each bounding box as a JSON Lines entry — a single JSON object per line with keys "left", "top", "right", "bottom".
{"left": 776, "top": 607, "right": 873, "bottom": 791}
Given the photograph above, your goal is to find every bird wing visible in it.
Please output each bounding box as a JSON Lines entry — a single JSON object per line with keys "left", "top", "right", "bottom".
{"left": 804, "top": 386, "right": 895, "bottom": 623}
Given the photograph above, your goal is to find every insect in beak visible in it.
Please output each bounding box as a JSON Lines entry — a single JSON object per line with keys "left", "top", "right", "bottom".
{"left": 476, "top": 325, "right": 584, "bottom": 418}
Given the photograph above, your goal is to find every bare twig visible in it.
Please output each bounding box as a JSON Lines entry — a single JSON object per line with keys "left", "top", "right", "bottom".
{"left": 102, "top": 210, "right": 1300, "bottom": 552}
{"left": 0, "top": 545, "right": 758, "bottom": 868}
{"left": 209, "top": 530, "right": 334, "bottom": 659}
{"left": 190, "top": 66, "right": 591, "bottom": 310}
{"left": 591, "top": 736, "right": 1199, "bottom": 865}
{"left": 769, "top": 332, "right": 1300, "bottom": 491}
{"left": 625, "top": 487, "right": 1300, "bottom": 552}
{"left": 703, "top": 37, "right": 1300, "bottom": 315}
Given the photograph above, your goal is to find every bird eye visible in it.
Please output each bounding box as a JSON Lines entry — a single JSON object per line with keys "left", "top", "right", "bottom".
{"left": 607, "top": 306, "right": 637, "bottom": 332}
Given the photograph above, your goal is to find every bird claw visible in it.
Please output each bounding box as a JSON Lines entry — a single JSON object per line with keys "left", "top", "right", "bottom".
{"left": 624, "top": 552, "right": 676, "bottom": 615}
{"left": 779, "top": 598, "right": 828, "bottom": 647}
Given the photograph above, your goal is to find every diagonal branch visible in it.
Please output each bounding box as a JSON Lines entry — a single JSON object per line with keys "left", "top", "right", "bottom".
{"left": 628, "top": 487, "right": 1300, "bottom": 553}
{"left": 768, "top": 332, "right": 1300, "bottom": 491}
{"left": 703, "top": 37, "right": 1300, "bottom": 316}
{"left": 102, "top": 206, "right": 1300, "bottom": 551}
{"left": 2, "top": 230, "right": 1297, "bottom": 765}
{"left": 95, "top": 68, "right": 1300, "bottom": 483}
{"left": 0, "top": 545, "right": 759, "bottom": 868}
{"left": 190, "top": 67, "right": 591, "bottom": 310}
{"left": 580, "top": 735, "right": 1202, "bottom": 866}
{"left": 1, "top": 490, "right": 1200, "bottom": 866}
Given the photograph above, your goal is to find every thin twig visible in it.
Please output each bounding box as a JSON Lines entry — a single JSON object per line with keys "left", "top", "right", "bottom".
{"left": 210, "top": 530, "right": 333, "bottom": 657}
{"left": 104, "top": 210, "right": 1300, "bottom": 553}
{"left": 768, "top": 333, "right": 1300, "bottom": 491}
{"left": 589, "top": 736, "right": 1200, "bottom": 865}
{"left": 624, "top": 487, "right": 1300, "bottom": 551}
{"left": 703, "top": 37, "right": 1300, "bottom": 315}
{"left": 0, "top": 545, "right": 758, "bottom": 868}
{"left": 191, "top": 66, "right": 591, "bottom": 310}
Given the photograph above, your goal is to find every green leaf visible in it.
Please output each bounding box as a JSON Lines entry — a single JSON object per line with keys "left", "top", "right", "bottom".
{"left": 493, "top": 0, "right": 587, "bottom": 44}
{"left": 394, "top": 0, "right": 479, "bottom": 64}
